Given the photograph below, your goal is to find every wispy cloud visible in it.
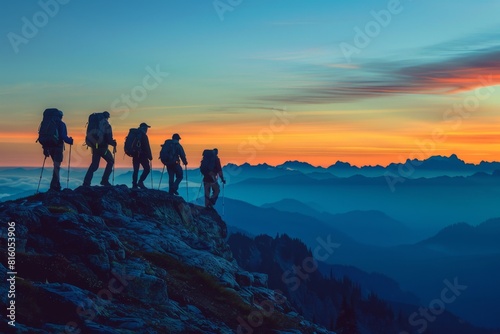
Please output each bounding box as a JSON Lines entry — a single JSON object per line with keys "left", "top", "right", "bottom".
{"left": 262, "top": 42, "right": 500, "bottom": 104}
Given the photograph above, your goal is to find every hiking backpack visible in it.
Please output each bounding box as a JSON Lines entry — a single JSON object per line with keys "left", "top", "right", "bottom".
{"left": 37, "top": 108, "right": 62, "bottom": 147}
{"left": 159, "top": 139, "right": 177, "bottom": 165}
{"left": 124, "top": 128, "right": 143, "bottom": 157}
{"left": 200, "top": 149, "right": 217, "bottom": 175}
{"left": 85, "top": 112, "right": 108, "bottom": 148}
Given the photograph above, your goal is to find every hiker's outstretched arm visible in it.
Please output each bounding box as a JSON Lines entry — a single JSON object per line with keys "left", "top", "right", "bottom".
{"left": 144, "top": 135, "right": 153, "bottom": 160}
{"left": 179, "top": 145, "right": 188, "bottom": 165}
{"left": 106, "top": 123, "right": 116, "bottom": 147}
{"left": 59, "top": 122, "right": 73, "bottom": 145}
{"left": 216, "top": 158, "right": 225, "bottom": 182}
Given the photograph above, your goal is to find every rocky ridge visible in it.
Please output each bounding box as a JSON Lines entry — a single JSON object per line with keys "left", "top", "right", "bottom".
{"left": 0, "top": 186, "right": 334, "bottom": 334}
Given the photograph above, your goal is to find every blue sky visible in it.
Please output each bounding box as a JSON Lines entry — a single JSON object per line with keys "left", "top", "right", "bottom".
{"left": 1, "top": 0, "right": 500, "bottom": 167}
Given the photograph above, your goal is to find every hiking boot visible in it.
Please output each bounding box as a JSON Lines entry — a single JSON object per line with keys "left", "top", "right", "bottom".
{"left": 132, "top": 183, "right": 138, "bottom": 189}
{"left": 100, "top": 180, "right": 112, "bottom": 186}
{"left": 138, "top": 181, "right": 147, "bottom": 189}
{"left": 82, "top": 182, "right": 91, "bottom": 187}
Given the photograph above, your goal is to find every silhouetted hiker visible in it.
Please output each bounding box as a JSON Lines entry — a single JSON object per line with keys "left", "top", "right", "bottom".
{"left": 130, "top": 123, "right": 153, "bottom": 189}
{"left": 159, "top": 133, "right": 188, "bottom": 195}
{"left": 37, "top": 108, "right": 73, "bottom": 191}
{"left": 200, "top": 148, "right": 225, "bottom": 208}
{"left": 83, "top": 111, "right": 117, "bottom": 186}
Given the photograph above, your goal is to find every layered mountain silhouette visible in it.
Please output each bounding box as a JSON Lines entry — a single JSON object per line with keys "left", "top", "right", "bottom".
{"left": 419, "top": 218, "right": 500, "bottom": 254}
{"left": 261, "top": 199, "right": 416, "bottom": 246}
{"left": 2, "top": 154, "right": 500, "bottom": 202}
{"left": 228, "top": 233, "right": 497, "bottom": 334}
{"left": 274, "top": 154, "right": 500, "bottom": 178}
{"left": 225, "top": 167, "right": 500, "bottom": 234}
{"left": 217, "top": 197, "right": 500, "bottom": 329}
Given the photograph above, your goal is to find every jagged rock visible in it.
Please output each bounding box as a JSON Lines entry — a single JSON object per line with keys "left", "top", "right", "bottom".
{"left": 84, "top": 321, "right": 121, "bottom": 334}
{"left": 235, "top": 271, "right": 253, "bottom": 287}
{"left": 252, "top": 272, "right": 268, "bottom": 287}
{"left": 186, "top": 304, "right": 202, "bottom": 315}
{"left": 33, "top": 282, "right": 93, "bottom": 309}
{"left": 0, "top": 186, "right": 334, "bottom": 333}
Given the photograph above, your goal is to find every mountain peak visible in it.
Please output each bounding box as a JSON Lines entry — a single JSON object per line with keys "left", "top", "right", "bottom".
{"left": 420, "top": 220, "right": 500, "bottom": 254}
{"left": 428, "top": 153, "right": 462, "bottom": 162}
{"left": 278, "top": 160, "right": 316, "bottom": 169}
{"left": 328, "top": 161, "right": 353, "bottom": 169}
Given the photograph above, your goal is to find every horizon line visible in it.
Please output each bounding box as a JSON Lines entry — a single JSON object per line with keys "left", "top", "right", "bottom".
{"left": 1, "top": 153, "right": 499, "bottom": 169}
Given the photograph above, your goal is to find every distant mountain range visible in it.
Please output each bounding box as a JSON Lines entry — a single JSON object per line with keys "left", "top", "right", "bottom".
{"left": 224, "top": 169, "right": 500, "bottom": 233}
{"left": 224, "top": 154, "right": 500, "bottom": 179}
{"left": 2, "top": 154, "right": 499, "bottom": 201}
{"left": 220, "top": 197, "right": 500, "bottom": 329}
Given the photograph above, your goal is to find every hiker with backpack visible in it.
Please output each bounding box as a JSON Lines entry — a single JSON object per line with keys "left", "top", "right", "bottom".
{"left": 37, "top": 108, "right": 74, "bottom": 192}
{"left": 201, "top": 148, "right": 226, "bottom": 208}
{"left": 83, "top": 111, "right": 117, "bottom": 187}
{"left": 159, "top": 133, "right": 188, "bottom": 195}
{"left": 125, "top": 122, "right": 153, "bottom": 189}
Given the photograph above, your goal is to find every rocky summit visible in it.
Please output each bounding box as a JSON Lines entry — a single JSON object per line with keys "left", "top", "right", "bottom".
{"left": 0, "top": 186, "right": 334, "bottom": 334}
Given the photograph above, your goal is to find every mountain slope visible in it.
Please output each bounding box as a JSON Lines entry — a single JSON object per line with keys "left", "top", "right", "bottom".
{"left": 219, "top": 197, "right": 500, "bottom": 329}
{"left": 0, "top": 186, "right": 333, "bottom": 333}
{"left": 419, "top": 218, "right": 500, "bottom": 254}
{"left": 214, "top": 197, "right": 358, "bottom": 248}
{"left": 261, "top": 199, "right": 416, "bottom": 246}
{"left": 228, "top": 233, "right": 496, "bottom": 334}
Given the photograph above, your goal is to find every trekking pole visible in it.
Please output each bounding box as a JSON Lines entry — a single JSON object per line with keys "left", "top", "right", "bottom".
{"left": 158, "top": 165, "right": 165, "bottom": 190}
{"left": 66, "top": 144, "right": 72, "bottom": 189}
{"left": 196, "top": 181, "right": 203, "bottom": 204}
{"left": 36, "top": 156, "right": 47, "bottom": 194}
{"left": 112, "top": 147, "right": 116, "bottom": 185}
{"left": 185, "top": 165, "right": 189, "bottom": 201}
{"left": 222, "top": 181, "right": 225, "bottom": 216}
{"left": 150, "top": 160, "right": 153, "bottom": 189}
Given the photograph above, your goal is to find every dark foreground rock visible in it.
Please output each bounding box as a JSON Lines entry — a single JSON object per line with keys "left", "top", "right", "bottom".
{"left": 0, "top": 185, "right": 334, "bottom": 334}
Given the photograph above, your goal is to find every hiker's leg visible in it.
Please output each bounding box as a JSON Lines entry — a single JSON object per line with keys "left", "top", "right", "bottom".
{"left": 50, "top": 147, "right": 63, "bottom": 190}
{"left": 139, "top": 156, "right": 150, "bottom": 183}
{"left": 83, "top": 149, "right": 101, "bottom": 185}
{"left": 167, "top": 164, "right": 175, "bottom": 193}
{"left": 101, "top": 149, "right": 114, "bottom": 183}
{"left": 50, "top": 161, "right": 62, "bottom": 190}
{"left": 132, "top": 157, "right": 140, "bottom": 187}
{"left": 211, "top": 182, "right": 220, "bottom": 205}
{"left": 173, "top": 164, "right": 183, "bottom": 191}
{"left": 204, "top": 182, "right": 211, "bottom": 207}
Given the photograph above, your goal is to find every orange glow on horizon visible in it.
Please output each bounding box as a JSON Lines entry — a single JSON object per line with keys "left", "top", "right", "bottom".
{"left": 2, "top": 129, "right": 500, "bottom": 168}
{"left": 2, "top": 104, "right": 500, "bottom": 168}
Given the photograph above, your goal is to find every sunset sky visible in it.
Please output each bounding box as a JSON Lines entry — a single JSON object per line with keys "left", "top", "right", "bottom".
{"left": 1, "top": 0, "right": 500, "bottom": 168}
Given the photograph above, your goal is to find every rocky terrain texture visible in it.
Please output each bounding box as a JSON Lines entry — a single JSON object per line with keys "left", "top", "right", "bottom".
{"left": 0, "top": 186, "right": 334, "bottom": 334}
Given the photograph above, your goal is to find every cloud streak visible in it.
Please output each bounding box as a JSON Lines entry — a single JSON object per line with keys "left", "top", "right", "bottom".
{"left": 262, "top": 45, "right": 500, "bottom": 104}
